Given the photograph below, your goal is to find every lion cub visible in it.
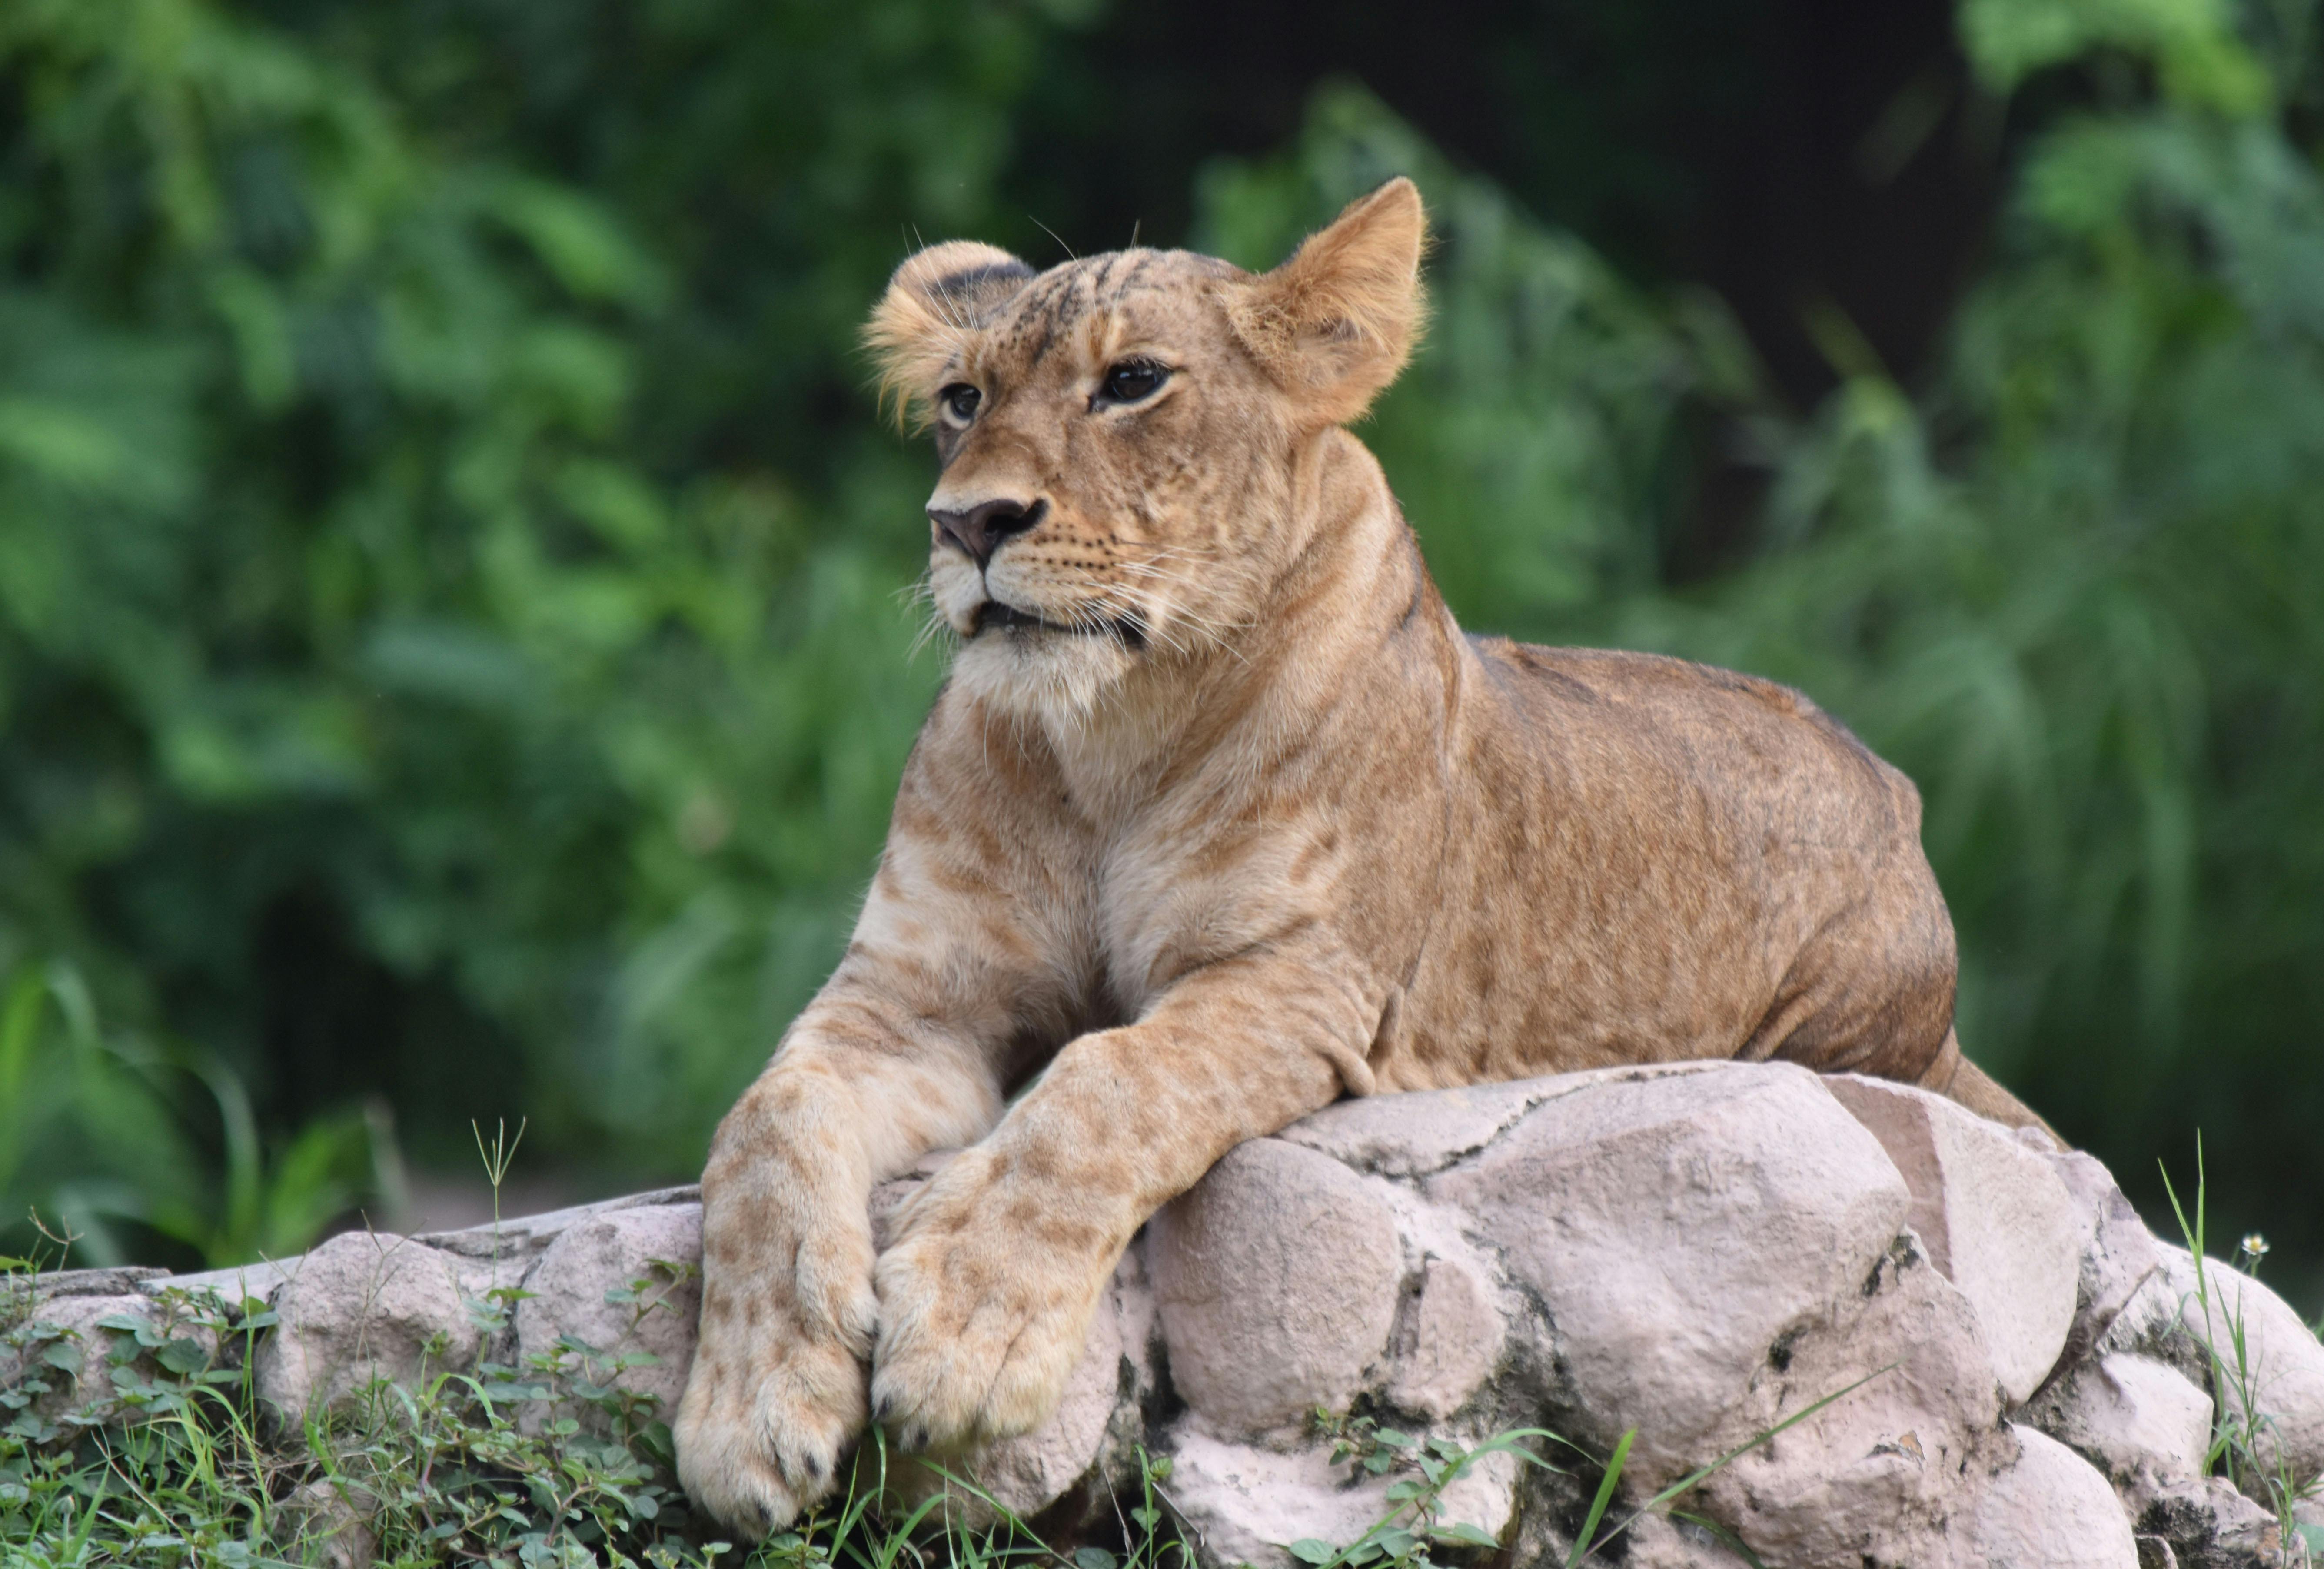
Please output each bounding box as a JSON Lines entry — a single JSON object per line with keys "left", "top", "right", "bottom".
{"left": 675, "top": 178, "right": 2049, "bottom": 1535}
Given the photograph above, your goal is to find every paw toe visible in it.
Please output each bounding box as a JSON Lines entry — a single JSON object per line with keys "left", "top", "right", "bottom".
{"left": 676, "top": 1426, "right": 803, "bottom": 1539}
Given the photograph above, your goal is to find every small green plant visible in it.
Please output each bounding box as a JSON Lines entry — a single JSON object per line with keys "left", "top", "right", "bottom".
{"left": 607, "top": 1258, "right": 703, "bottom": 1341}
{"left": 1285, "top": 1368, "right": 1886, "bottom": 1569}
{"left": 2160, "top": 1136, "right": 2324, "bottom": 1562}
{"left": 903, "top": 1442, "right": 1195, "bottom": 1569}
{"left": 1, "top": 1219, "right": 783, "bottom": 1567}
{"left": 473, "top": 1117, "right": 529, "bottom": 1262}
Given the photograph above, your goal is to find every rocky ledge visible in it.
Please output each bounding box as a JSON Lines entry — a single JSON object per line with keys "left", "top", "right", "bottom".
{"left": 17, "top": 1061, "right": 2324, "bottom": 1567}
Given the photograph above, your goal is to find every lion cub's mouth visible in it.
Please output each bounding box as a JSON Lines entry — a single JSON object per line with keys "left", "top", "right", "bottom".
{"left": 971, "top": 601, "right": 1146, "bottom": 648}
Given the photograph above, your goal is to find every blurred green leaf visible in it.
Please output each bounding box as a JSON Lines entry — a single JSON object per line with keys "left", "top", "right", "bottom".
{"left": 1961, "top": 0, "right": 2272, "bottom": 111}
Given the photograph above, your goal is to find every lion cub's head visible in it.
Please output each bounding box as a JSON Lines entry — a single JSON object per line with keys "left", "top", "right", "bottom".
{"left": 866, "top": 179, "right": 1426, "bottom": 717}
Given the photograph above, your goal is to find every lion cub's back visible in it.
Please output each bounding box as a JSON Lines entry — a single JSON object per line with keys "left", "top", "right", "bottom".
{"left": 1473, "top": 637, "right": 1917, "bottom": 841}
{"left": 1450, "top": 636, "right": 1954, "bottom": 1081}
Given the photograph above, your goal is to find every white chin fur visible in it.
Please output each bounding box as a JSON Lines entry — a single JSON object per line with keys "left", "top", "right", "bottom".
{"left": 950, "top": 626, "right": 1136, "bottom": 718}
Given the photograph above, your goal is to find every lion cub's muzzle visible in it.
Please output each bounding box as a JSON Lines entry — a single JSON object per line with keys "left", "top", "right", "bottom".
{"left": 928, "top": 497, "right": 1045, "bottom": 569}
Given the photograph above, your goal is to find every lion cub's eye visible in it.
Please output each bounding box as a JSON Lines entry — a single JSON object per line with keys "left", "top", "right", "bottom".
{"left": 940, "top": 383, "right": 981, "bottom": 423}
{"left": 1095, "top": 360, "right": 1168, "bottom": 408}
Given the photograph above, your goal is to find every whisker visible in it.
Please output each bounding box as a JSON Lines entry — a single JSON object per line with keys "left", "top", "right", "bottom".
{"left": 906, "top": 608, "right": 954, "bottom": 663}
{"left": 1031, "top": 215, "right": 1077, "bottom": 262}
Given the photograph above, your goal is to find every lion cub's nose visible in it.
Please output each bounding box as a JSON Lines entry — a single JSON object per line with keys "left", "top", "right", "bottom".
{"left": 929, "top": 498, "right": 1044, "bottom": 568}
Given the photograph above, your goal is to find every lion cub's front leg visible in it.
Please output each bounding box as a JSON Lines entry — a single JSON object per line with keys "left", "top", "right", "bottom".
{"left": 871, "top": 1138, "right": 1117, "bottom": 1449}
{"left": 676, "top": 1067, "right": 878, "bottom": 1534}
{"left": 676, "top": 1024, "right": 1001, "bottom": 1534}
{"left": 871, "top": 963, "right": 1364, "bottom": 1450}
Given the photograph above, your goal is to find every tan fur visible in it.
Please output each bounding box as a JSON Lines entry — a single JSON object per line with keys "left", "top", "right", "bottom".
{"left": 675, "top": 178, "right": 2052, "bottom": 1534}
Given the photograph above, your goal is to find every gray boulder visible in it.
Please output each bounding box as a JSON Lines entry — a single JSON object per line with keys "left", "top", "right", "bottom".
{"left": 1152, "top": 1138, "right": 1405, "bottom": 1436}
{"left": 1825, "top": 1074, "right": 2085, "bottom": 1402}
{"left": 1974, "top": 1425, "right": 2143, "bottom": 1568}
{"left": 21, "top": 1060, "right": 2324, "bottom": 1569}
{"left": 514, "top": 1202, "right": 704, "bottom": 1432}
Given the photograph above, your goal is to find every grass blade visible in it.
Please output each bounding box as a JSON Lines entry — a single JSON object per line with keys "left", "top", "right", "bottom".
{"left": 1581, "top": 1363, "right": 1896, "bottom": 1561}
{"left": 1563, "top": 1427, "right": 1633, "bottom": 1569}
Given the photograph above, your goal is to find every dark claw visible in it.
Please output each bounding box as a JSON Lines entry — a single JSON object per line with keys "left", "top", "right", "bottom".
{"left": 806, "top": 1452, "right": 827, "bottom": 1483}
{"left": 902, "top": 1423, "right": 929, "bottom": 1453}
{"left": 874, "top": 1394, "right": 895, "bottom": 1423}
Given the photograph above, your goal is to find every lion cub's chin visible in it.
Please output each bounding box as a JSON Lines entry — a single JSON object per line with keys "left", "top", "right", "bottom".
{"left": 951, "top": 622, "right": 1140, "bottom": 720}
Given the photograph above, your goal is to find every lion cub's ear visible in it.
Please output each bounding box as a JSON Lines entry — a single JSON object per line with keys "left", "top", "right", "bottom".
{"left": 1230, "top": 176, "right": 1427, "bottom": 426}
{"left": 864, "top": 240, "right": 1034, "bottom": 427}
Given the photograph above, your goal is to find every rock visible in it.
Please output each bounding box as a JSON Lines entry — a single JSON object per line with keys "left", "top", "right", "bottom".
{"left": 1696, "top": 1230, "right": 2006, "bottom": 1567}
{"left": 2099, "top": 1254, "right": 2214, "bottom": 1389}
{"left": 514, "top": 1203, "right": 703, "bottom": 1429}
{"left": 76, "top": 1063, "right": 2294, "bottom": 1566}
{"left": 138, "top": 1257, "right": 301, "bottom": 1306}
{"left": 1161, "top": 1425, "right": 1519, "bottom": 1569}
{"left": 1386, "top": 1253, "right": 1504, "bottom": 1421}
{"left": 2138, "top": 1475, "right": 2286, "bottom": 1567}
{"left": 1826, "top": 1074, "right": 2084, "bottom": 1402}
{"left": 2046, "top": 1150, "right": 2168, "bottom": 1382}
{"left": 1277, "top": 1061, "right": 1726, "bottom": 1180}
{"left": 14, "top": 1266, "right": 170, "bottom": 1299}
{"left": 1152, "top": 1139, "right": 1403, "bottom": 1436}
{"left": 1426, "top": 1063, "right": 1912, "bottom": 1485}
{"left": 257, "top": 1230, "right": 480, "bottom": 1416}
{"left": 416, "top": 1185, "right": 702, "bottom": 1262}
{"left": 5, "top": 1293, "right": 221, "bottom": 1423}
{"left": 1615, "top": 1512, "right": 1751, "bottom": 1567}
{"left": 2105, "top": 1243, "right": 2324, "bottom": 1492}
{"left": 2018, "top": 1124, "right": 2067, "bottom": 1155}
{"left": 1974, "top": 1425, "right": 2142, "bottom": 1569}
{"left": 2025, "top": 1352, "right": 2211, "bottom": 1516}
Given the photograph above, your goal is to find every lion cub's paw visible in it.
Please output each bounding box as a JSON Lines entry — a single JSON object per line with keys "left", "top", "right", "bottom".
{"left": 675, "top": 1325, "right": 868, "bottom": 1536}
{"left": 868, "top": 1170, "right": 1106, "bottom": 1451}
{"left": 676, "top": 1209, "right": 877, "bottom": 1536}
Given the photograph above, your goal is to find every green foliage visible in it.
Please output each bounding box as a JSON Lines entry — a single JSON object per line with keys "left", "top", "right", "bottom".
{"left": 1194, "top": 83, "right": 1761, "bottom": 631}
{"left": 0, "top": 1272, "right": 725, "bottom": 1563}
{"left": 0, "top": 959, "right": 380, "bottom": 1268}
{"left": 1639, "top": 0, "right": 2324, "bottom": 1249}
{"left": 3, "top": 1255, "right": 1189, "bottom": 1568}
{"left": 1959, "top": 0, "right": 2274, "bottom": 108}
{"left": 1287, "top": 1415, "right": 1562, "bottom": 1569}
{"left": 1287, "top": 1369, "right": 1889, "bottom": 1569}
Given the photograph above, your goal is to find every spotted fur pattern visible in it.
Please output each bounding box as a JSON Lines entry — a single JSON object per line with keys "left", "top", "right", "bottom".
{"left": 675, "top": 179, "right": 2050, "bottom": 1535}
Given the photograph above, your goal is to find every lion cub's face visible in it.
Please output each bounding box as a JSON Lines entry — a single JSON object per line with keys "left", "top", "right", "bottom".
{"left": 866, "top": 180, "right": 1426, "bottom": 718}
